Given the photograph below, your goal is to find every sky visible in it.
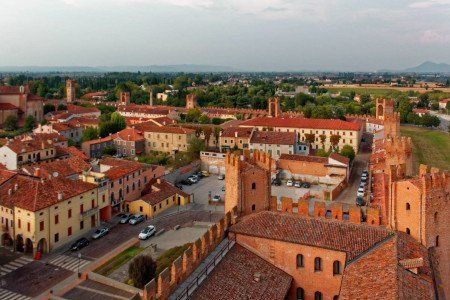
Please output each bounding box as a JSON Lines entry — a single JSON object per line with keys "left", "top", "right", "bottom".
{"left": 0, "top": 0, "right": 450, "bottom": 71}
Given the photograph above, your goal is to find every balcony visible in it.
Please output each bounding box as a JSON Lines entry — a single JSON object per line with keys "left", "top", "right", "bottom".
{"left": 80, "top": 206, "right": 99, "bottom": 220}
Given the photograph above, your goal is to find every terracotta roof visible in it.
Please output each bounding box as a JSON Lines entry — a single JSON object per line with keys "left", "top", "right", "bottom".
{"left": 67, "top": 104, "right": 100, "bottom": 115}
{"left": 413, "top": 108, "right": 429, "bottom": 114}
{"left": 279, "top": 153, "right": 328, "bottom": 164}
{"left": 140, "top": 180, "right": 188, "bottom": 205}
{"left": 148, "top": 116, "right": 176, "bottom": 126}
{"left": 51, "top": 123, "right": 72, "bottom": 132}
{"left": 220, "top": 119, "right": 245, "bottom": 129}
{"left": 64, "top": 146, "right": 88, "bottom": 160}
{"left": 100, "top": 158, "right": 142, "bottom": 180}
{"left": 221, "top": 127, "right": 253, "bottom": 138}
{"left": 240, "top": 117, "right": 360, "bottom": 131}
{"left": 21, "top": 156, "right": 89, "bottom": 178}
{"left": 439, "top": 98, "right": 450, "bottom": 103}
{"left": 230, "top": 211, "right": 394, "bottom": 262}
{"left": 118, "top": 104, "right": 171, "bottom": 115}
{"left": 0, "top": 169, "right": 17, "bottom": 185}
{"left": 0, "top": 103, "right": 19, "bottom": 110}
{"left": 193, "top": 244, "right": 292, "bottom": 300}
{"left": 133, "top": 122, "right": 195, "bottom": 134}
{"left": 66, "top": 117, "right": 99, "bottom": 126}
{"left": 115, "top": 128, "right": 145, "bottom": 142}
{"left": 329, "top": 152, "right": 350, "bottom": 165}
{"left": 0, "top": 174, "right": 97, "bottom": 212}
{"left": 250, "top": 130, "right": 296, "bottom": 145}
{"left": 81, "top": 135, "right": 115, "bottom": 146}
{"left": 5, "top": 136, "right": 56, "bottom": 154}
{"left": 82, "top": 91, "right": 108, "bottom": 98}
{"left": 0, "top": 85, "right": 30, "bottom": 94}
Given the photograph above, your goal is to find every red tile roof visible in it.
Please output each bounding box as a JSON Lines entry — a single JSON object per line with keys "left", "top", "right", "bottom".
{"left": 133, "top": 122, "right": 195, "bottom": 134}
{"left": 67, "top": 104, "right": 100, "bottom": 115}
{"left": 66, "top": 117, "right": 99, "bottom": 126}
{"left": 64, "top": 146, "right": 89, "bottom": 160}
{"left": 279, "top": 153, "right": 328, "bottom": 164}
{"left": 230, "top": 211, "right": 393, "bottom": 262}
{"left": 81, "top": 135, "right": 114, "bottom": 146}
{"left": 51, "top": 123, "right": 72, "bottom": 132}
{"left": 329, "top": 152, "right": 350, "bottom": 165}
{"left": 412, "top": 108, "right": 429, "bottom": 114}
{"left": 439, "top": 98, "right": 450, "bottom": 103}
{"left": 21, "top": 156, "right": 89, "bottom": 178}
{"left": 149, "top": 116, "right": 176, "bottom": 126}
{"left": 118, "top": 104, "right": 171, "bottom": 115}
{"left": 193, "top": 244, "right": 292, "bottom": 300}
{"left": 0, "top": 85, "right": 30, "bottom": 94}
{"left": 250, "top": 130, "right": 296, "bottom": 145}
{"left": 5, "top": 134, "right": 64, "bottom": 154}
{"left": 140, "top": 179, "right": 188, "bottom": 205}
{"left": 0, "top": 103, "right": 19, "bottom": 110}
{"left": 0, "top": 169, "right": 17, "bottom": 185}
{"left": 115, "top": 128, "right": 145, "bottom": 142}
{"left": 240, "top": 117, "right": 360, "bottom": 131}
{"left": 0, "top": 174, "right": 97, "bottom": 212}
{"left": 221, "top": 127, "right": 253, "bottom": 138}
{"left": 100, "top": 158, "right": 142, "bottom": 180}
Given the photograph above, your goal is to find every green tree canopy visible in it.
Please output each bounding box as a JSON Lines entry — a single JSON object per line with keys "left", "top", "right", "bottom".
{"left": 24, "top": 116, "right": 35, "bottom": 131}
{"left": 187, "top": 136, "right": 206, "bottom": 160}
{"left": 82, "top": 127, "right": 99, "bottom": 142}
{"left": 128, "top": 255, "right": 156, "bottom": 289}
{"left": 340, "top": 145, "right": 356, "bottom": 161}
{"left": 3, "top": 115, "right": 19, "bottom": 131}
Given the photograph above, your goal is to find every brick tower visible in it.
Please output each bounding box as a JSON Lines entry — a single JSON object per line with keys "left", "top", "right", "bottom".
{"left": 66, "top": 79, "right": 76, "bottom": 102}
{"left": 224, "top": 149, "right": 271, "bottom": 217}
{"left": 376, "top": 98, "right": 394, "bottom": 120}
{"left": 186, "top": 94, "right": 197, "bottom": 110}
{"left": 268, "top": 96, "right": 281, "bottom": 117}
{"left": 119, "top": 92, "right": 130, "bottom": 106}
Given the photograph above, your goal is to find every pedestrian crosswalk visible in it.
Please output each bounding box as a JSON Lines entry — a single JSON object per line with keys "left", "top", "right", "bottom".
{"left": 0, "top": 288, "right": 30, "bottom": 300}
{"left": 0, "top": 256, "right": 33, "bottom": 277}
{"left": 48, "top": 254, "right": 90, "bottom": 272}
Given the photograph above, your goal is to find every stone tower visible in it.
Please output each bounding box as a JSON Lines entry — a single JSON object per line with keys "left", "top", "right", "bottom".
{"left": 268, "top": 96, "right": 281, "bottom": 117}
{"left": 186, "top": 94, "right": 197, "bottom": 110}
{"left": 224, "top": 149, "right": 271, "bottom": 217}
{"left": 66, "top": 79, "right": 76, "bottom": 102}
{"left": 149, "top": 90, "right": 153, "bottom": 107}
{"left": 376, "top": 98, "right": 394, "bottom": 120}
{"left": 119, "top": 92, "right": 130, "bottom": 106}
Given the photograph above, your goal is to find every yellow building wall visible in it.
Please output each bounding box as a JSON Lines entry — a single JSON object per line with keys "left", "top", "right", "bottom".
{"left": 127, "top": 194, "right": 189, "bottom": 218}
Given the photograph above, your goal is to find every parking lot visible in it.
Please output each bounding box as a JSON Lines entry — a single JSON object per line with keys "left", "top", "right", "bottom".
{"left": 182, "top": 174, "right": 225, "bottom": 207}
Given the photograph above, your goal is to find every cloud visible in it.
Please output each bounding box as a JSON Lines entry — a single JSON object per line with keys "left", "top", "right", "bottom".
{"left": 409, "top": 0, "right": 450, "bottom": 9}
{"left": 419, "top": 30, "right": 450, "bottom": 44}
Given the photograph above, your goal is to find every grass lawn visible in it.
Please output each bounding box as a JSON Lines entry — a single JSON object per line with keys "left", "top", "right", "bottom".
{"left": 400, "top": 126, "right": 450, "bottom": 174}
{"left": 94, "top": 246, "right": 144, "bottom": 277}
{"left": 327, "top": 87, "right": 403, "bottom": 97}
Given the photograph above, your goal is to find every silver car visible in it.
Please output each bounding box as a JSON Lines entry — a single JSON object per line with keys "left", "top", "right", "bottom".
{"left": 92, "top": 227, "right": 109, "bottom": 239}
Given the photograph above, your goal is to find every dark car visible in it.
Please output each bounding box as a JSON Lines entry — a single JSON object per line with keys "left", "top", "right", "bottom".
{"left": 356, "top": 197, "right": 366, "bottom": 206}
{"left": 272, "top": 178, "right": 281, "bottom": 186}
{"left": 70, "top": 237, "right": 89, "bottom": 251}
{"left": 180, "top": 180, "right": 192, "bottom": 186}
{"left": 301, "top": 182, "right": 311, "bottom": 188}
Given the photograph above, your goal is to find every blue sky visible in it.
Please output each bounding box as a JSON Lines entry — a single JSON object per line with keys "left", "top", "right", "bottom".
{"left": 1, "top": 0, "right": 449, "bottom": 71}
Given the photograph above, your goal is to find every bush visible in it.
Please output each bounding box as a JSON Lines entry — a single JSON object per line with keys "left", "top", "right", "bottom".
{"left": 340, "top": 145, "right": 356, "bottom": 162}
{"left": 102, "top": 145, "right": 117, "bottom": 156}
{"left": 3, "top": 115, "right": 19, "bottom": 131}
{"left": 316, "top": 149, "right": 329, "bottom": 157}
{"left": 128, "top": 255, "right": 157, "bottom": 289}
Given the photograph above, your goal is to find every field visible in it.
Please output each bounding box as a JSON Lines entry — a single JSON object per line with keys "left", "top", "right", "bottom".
{"left": 326, "top": 84, "right": 450, "bottom": 95}
{"left": 400, "top": 126, "right": 450, "bottom": 174}
{"left": 94, "top": 246, "right": 144, "bottom": 277}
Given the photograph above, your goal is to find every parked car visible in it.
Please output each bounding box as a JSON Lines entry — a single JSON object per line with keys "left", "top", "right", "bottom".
{"left": 301, "top": 182, "right": 311, "bottom": 188}
{"left": 357, "top": 187, "right": 365, "bottom": 197}
{"left": 221, "top": 186, "right": 225, "bottom": 192}
{"left": 129, "top": 214, "right": 145, "bottom": 225}
{"left": 188, "top": 175, "right": 199, "bottom": 184}
{"left": 359, "top": 182, "right": 366, "bottom": 188}
{"left": 356, "top": 197, "right": 366, "bottom": 206}
{"left": 201, "top": 170, "right": 209, "bottom": 177}
{"left": 218, "top": 174, "right": 225, "bottom": 180}
{"left": 294, "top": 181, "right": 301, "bottom": 188}
{"left": 272, "top": 178, "right": 281, "bottom": 186}
{"left": 92, "top": 227, "right": 109, "bottom": 239}
{"left": 286, "top": 180, "right": 293, "bottom": 186}
{"left": 120, "top": 213, "right": 132, "bottom": 224}
{"left": 70, "top": 237, "right": 89, "bottom": 251}
{"left": 180, "top": 180, "right": 192, "bottom": 186}
{"left": 139, "top": 225, "right": 156, "bottom": 240}
{"left": 212, "top": 195, "right": 221, "bottom": 202}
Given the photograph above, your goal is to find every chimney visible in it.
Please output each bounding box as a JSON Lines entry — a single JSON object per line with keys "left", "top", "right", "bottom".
{"left": 57, "top": 191, "right": 63, "bottom": 201}
{"left": 8, "top": 189, "right": 12, "bottom": 195}
{"left": 157, "top": 178, "right": 161, "bottom": 184}
{"left": 34, "top": 168, "right": 41, "bottom": 177}
{"left": 149, "top": 90, "right": 153, "bottom": 107}
{"left": 253, "top": 272, "right": 261, "bottom": 282}
{"left": 41, "top": 141, "right": 45, "bottom": 150}
{"left": 128, "top": 134, "right": 131, "bottom": 141}
{"left": 19, "top": 85, "right": 25, "bottom": 93}
{"left": 14, "top": 183, "right": 19, "bottom": 191}
{"left": 235, "top": 131, "right": 238, "bottom": 138}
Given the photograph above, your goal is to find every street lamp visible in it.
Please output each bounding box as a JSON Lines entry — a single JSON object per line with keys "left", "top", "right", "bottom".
{"left": 77, "top": 252, "right": 82, "bottom": 278}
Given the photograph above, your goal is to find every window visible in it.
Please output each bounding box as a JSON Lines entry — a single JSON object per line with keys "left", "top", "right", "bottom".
{"left": 333, "top": 296, "right": 339, "bottom": 300}
{"left": 252, "top": 182, "right": 256, "bottom": 190}
{"left": 406, "top": 228, "right": 410, "bottom": 235}
{"left": 296, "top": 288, "right": 304, "bottom": 300}
{"left": 434, "top": 212, "right": 438, "bottom": 223}
{"left": 252, "top": 204, "right": 256, "bottom": 211}
{"left": 55, "top": 215, "right": 59, "bottom": 224}
{"left": 18, "top": 219, "right": 21, "bottom": 229}
{"left": 315, "top": 292, "right": 323, "bottom": 300}
{"left": 92, "top": 199, "right": 95, "bottom": 208}
{"left": 159, "top": 203, "right": 162, "bottom": 209}
{"left": 80, "top": 204, "right": 84, "bottom": 213}
{"left": 68, "top": 209, "right": 72, "bottom": 219}
{"left": 166, "top": 199, "right": 169, "bottom": 205}
{"left": 68, "top": 226, "right": 72, "bottom": 236}
{"left": 126, "top": 186, "right": 130, "bottom": 194}
{"left": 333, "top": 261, "right": 342, "bottom": 275}
{"left": 406, "top": 203, "right": 411, "bottom": 210}
{"left": 314, "top": 257, "right": 322, "bottom": 271}
{"left": 436, "top": 236, "right": 439, "bottom": 247}
{"left": 296, "top": 254, "right": 304, "bottom": 268}
{"left": 140, "top": 206, "right": 143, "bottom": 212}
{"left": 40, "top": 221, "right": 44, "bottom": 231}
{"left": 153, "top": 206, "right": 156, "bottom": 212}
{"left": 80, "top": 221, "right": 84, "bottom": 230}
{"left": 54, "top": 233, "right": 59, "bottom": 243}
{"left": 27, "top": 222, "right": 30, "bottom": 232}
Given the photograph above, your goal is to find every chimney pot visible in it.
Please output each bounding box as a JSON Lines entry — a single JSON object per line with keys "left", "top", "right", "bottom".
{"left": 253, "top": 272, "right": 261, "bottom": 282}
{"left": 57, "top": 191, "right": 63, "bottom": 201}
{"left": 14, "top": 183, "right": 18, "bottom": 191}
{"left": 8, "top": 189, "right": 12, "bottom": 195}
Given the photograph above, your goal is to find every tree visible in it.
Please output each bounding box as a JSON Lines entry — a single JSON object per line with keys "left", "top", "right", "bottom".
{"left": 110, "top": 112, "right": 126, "bottom": 130}
{"left": 360, "top": 94, "right": 371, "bottom": 104}
{"left": 82, "top": 127, "right": 99, "bottom": 142}
{"left": 211, "top": 118, "right": 223, "bottom": 125}
{"left": 198, "top": 115, "right": 210, "bottom": 124}
{"left": 99, "top": 121, "right": 116, "bottom": 138}
{"left": 57, "top": 103, "right": 67, "bottom": 111}
{"left": 304, "top": 133, "right": 315, "bottom": 145}
{"left": 317, "top": 149, "right": 328, "bottom": 157}
{"left": 202, "top": 126, "right": 213, "bottom": 146}
{"left": 185, "top": 108, "right": 202, "bottom": 123}
{"left": 3, "top": 115, "right": 19, "bottom": 131}
{"left": 418, "top": 93, "right": 429, "bottom": 108}
{"left": 44, "top": 103, "right": 56, "bottom": 115}
{"left": 102, "top": 145, "right": 117, "bottom": 156}
{"left": 213, "top": 127, "right": 222, "bottom": 144}
{"left": 128, "top": 255, "right": 156, "bottom": 289}
{"left": 187, "top": 136, "right": 206, "bottom": 161}
{"left": 330, "top": 134, "right": 341, "bottom": 150}
{"left": 24, "top": 115, "right": 35, "bottom": 131}
{"left": 340, "top": 145, "right": 356, "bottom": 162}
{"left": 319, "top": 134, "right": 327, "bottom": 149}
{"left": 397, "top": 99, "right": 412, "bottom": 123}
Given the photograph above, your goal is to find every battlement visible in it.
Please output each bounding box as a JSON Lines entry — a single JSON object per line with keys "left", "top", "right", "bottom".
{"left": 345, "top": 114, "right": 372, "bottom": 119}
{"left": 418, "top": 164, "right": 450, "bottom": 192}
{"left": 384, "top": 136, "right": 412, "bottom": 153}
{"left": 143, "top": 209, "right": 235, "bottom": 300}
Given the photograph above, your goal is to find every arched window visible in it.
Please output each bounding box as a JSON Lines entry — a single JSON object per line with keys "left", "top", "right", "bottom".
{"left": 333, "top": 296, "right": 339, "bottom": 300}
{"left": 251, "top": 204, "right": 256, "bottom": 211}
{"left": 333, "top": 261, "right": 342, "bottom": 275}
{"left": 296, "top": 288, "right": 304, "bottom": 300}
{"left": 132, "top": 182, "right": 135, "bottom": 191}
{"left": 110, "top": 192, "right": 115, "bottom": 202}
{"left": 436, "top": 236, "right": 439, "bottom": 247}
{"left": 314, "top": 257, "right": 322, "bottom": 271}
{"left": 126, "top": 185, "right": 130, "bottom": 193}
{"left": 406, "top": 228, "right": 410, "bottom": 235}
{"left": 315, "top": 291, "right": 323, "bottom": 300}
{"left": 296, "top": 254, "right": 304, "bottom": 268}
{"left": 406, "top": 203, "right": 410, "bottom": 210}
{"left": 251, "top": 182, "right": 256, "bottom": 190}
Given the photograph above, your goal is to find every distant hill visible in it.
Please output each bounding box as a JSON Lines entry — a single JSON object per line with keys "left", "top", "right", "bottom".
{"left": 0, "top": 64, "right": 239, "bottom": 73}
{"left": 403, "top": 61, "right": 450, "bottom": 73}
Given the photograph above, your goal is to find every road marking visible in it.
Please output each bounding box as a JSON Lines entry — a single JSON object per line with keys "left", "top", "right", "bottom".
{"left": 0, "top": 288, "right": 30, "bottom": 300}
{"left": 48, "top": 255, "right": 90, "bottom": 272}
{"left": 0, "top": 257, "right": 32, "bottom": 277}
